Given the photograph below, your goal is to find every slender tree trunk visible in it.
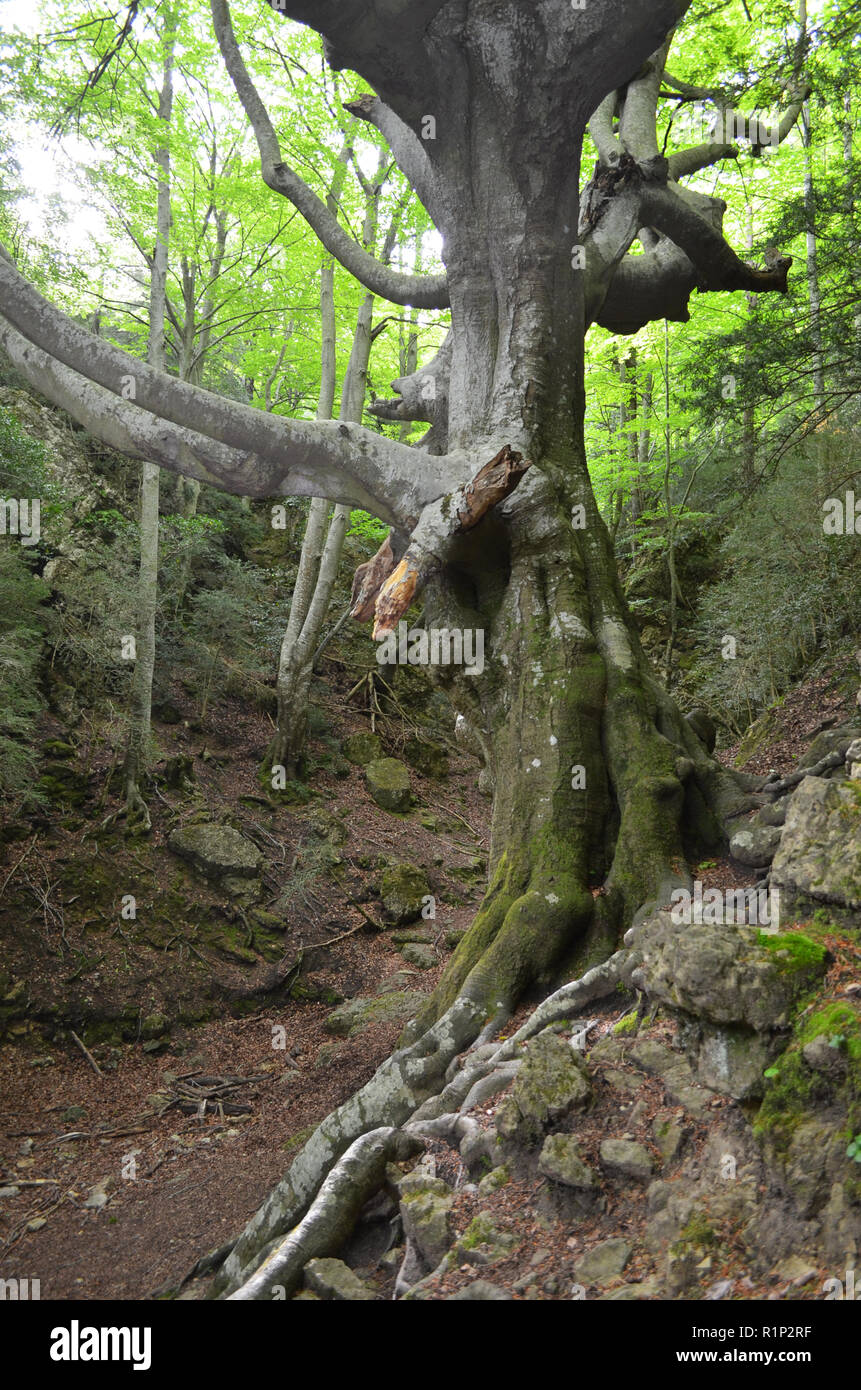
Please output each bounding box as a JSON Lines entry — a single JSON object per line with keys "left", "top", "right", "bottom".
{"left": 121, "top": 7, "right": 176, "bottom": 830}
{"left": 742, "top": 203, "right": 758, "bottom": 490}
{"left": 267, "top": 147, "right": 387, "bottom": 776}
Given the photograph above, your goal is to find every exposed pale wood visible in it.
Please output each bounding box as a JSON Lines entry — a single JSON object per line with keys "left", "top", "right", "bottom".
{"left": 370, "top": 445, "right": 531, "bottom": 638}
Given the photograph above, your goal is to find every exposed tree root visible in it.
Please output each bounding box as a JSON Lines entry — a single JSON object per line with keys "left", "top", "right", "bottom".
{"left": 211, "top": 997, "right": 484, "bottom": 1297}
{"left": 207, "top": 953, "right": 628, "bottom": 1300}
{"left": 226, "top": 1127, "right": 420, "bottom": 1300}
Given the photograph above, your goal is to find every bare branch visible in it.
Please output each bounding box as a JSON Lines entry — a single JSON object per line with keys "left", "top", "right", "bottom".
{"left": 342, "top": 92, "right": 436, "bottom": 214}
{"left": 639, "top": 184, "right": 793, "bottom": 295}
{"left": 210, "top": 0, "right": 449, "bottom": 309}
{"left": 0, "top": 251, "right": 461, "bottom": 525}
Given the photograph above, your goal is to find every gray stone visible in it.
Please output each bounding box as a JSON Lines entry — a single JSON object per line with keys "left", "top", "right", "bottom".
{"left": 399, "top": 942, "right": 436, "bottom": 970}
{"left": 693, "top": 1023, "right": 774, "bottom": 1100}
{"left": 456, "top": 1212, "right": 518, "bottom": 1262}
{"left": 365, "top": 757, "right": 412, "bottom": 813}
{"left": 729, "top": 822, "right": 783, "bottom": 868}
{"left": 303, "top": 1257, "right": 377, "bottom": 1301}
{"left": 403, "top": 736, "right": 448, "bottom": 779}
{"left": 495, "top": 1029, "right": 592, "bottom": 1145}
{"left": 537, "top": 1134, "right": 599, "bottom": 1189}
{"left": 575, "top": 1238, "right": 631, "bottom": 1286}
{"left": 771, "top": 776, "right": 861, "bottom": 911}
{"left": 802, "top": 1033, "right": 848, "bottom": 1078}
{"left": 629, "top": 913, "right": 825, "bottom": 1033}
{"left": 167, "top": 823, "right": 262, "bottom": 884}
{"left": 446, "top": 1280, "right": 512, "bottom": 1300}
{"left": 342, "top": 731, "right": 383, "bottom": 765}
{"left": 477, "top": 1164, "right": 510, "bottom": 1196}
{"left": 628, "top": 1037, "right": 715, "bottom": 1116}
{"left": 598, "top": 1278, "right": 661, "bottom": 1300}
{"left": 399, "top": 1175, "right": 454, "bottom": 1269}
{"left": 323, "top": 989, "right": 426, "bottom": 1039}
{"left": 652, "top": 1115, "right": 686, "bottom": 1165}
{"left": 599, "top": 1139, "right": 654, "bottom": 1181}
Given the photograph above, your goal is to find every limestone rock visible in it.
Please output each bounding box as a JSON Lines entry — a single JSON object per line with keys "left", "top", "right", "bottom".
{"left": 477, "top": 1164, "right": 510, "bottom": 1196}
{"left": 495, "top": 1029, "right": 593, "bottom": 1145}
{"left": 403, "top": 736, "right": 448, "bottom": 780}
{"left": 342, "top": 731, "right": 383, "bottom": 765}
{"left": 729, "top": 822, "right": 783, "bottom": 868}
{"left": 771, "top": 776, "right": 861, "bottom": 911}
{"left": 399, "top": 943, "right": 436, "bottom": 970}
{"left": 446, "top": 1280, "right": 512, "bottom": 1300}
{"left": 538, "top": 1134, "right": 598, "bottom": 1189}
{"left": 303, "top": 1258, "right": 377, "bottom": 1301}
{"left": 652, "top": 1115, "right": 686, "bottom": 1165}
{"left": 167, "top": 823, "right": 261, "bottom": 887}
{"left": 322, "top": 989, "right": 426, "bottom": 1039}
{"left": 398, "top": 1175, "right": 454, "bottom": 1268}
{"left": 456, "top": 1212, "right": 518, "bottom": 1262}
{"left": 629, "top": 913, "right": 826, "bottom": 1033}
{"left": 576, "top": 1238, "right": 631, "bottom": 1286}
{"left": 380, "top": 862, "right": 430, "bottom": 925}
{"left": 365, "top": 757, "right": 412, "bottom": 813}
{"left": 599, "top": 1139, "right": 654, "bottom": 1181}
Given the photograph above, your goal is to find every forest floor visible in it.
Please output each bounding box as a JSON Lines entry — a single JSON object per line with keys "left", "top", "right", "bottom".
{"left": 0, "top": 659, "right": 856, "bottom": 1300}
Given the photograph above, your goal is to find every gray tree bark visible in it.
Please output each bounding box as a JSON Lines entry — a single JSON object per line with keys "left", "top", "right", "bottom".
{"left": 0, "top": 0, "right": 805, "bottom": 1296}
{"left": 121, "top": 6, "right": 176, "bottom": 831}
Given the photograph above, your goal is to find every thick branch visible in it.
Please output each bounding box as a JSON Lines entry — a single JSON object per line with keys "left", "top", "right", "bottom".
{"left": 668, "top": 141, "right": 738, "bottom": 180}
{"left": 211, "top": 0, "right": 448, "bottom": 309}
{"left": 589, "top": 91, "right": 622, "bottom": 166}
{"left": 0, "top": 254, "right": 462, "bottom": 524}
{"left": 667, "top": 85, "right": 809, "bottom": 179}
{"left": 343, "top": 92, "right": 436, "bottom": 215}
{"left": 618, "top": 39, "right": 672, "bottom": 160}
{"left": 368, "top": 330, "right": 451, "bottom": 428}
{"left": 595, "top": 236, "right": 700, "bottom": 333}
{"left": 639, "top": 184, "right": 792, "bottom": 294}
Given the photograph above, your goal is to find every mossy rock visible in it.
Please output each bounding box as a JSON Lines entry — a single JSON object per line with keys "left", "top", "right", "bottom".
{"left": 399, "top": 942, "right": 436, "bottom": 970}
{"left": 495, "top": 1029, "right": 593, "bottom": 1145}
{"left": 41, "top": 739, "right": 76, "bottom": 758}
{"left": 365, "top": 757, "right": 412, "bottom": 813}
{"left": 403, "top": 736, "right": 448, "bottom": 780}
{"left": 322, "top": 989, "right": 426, "bottom": 1039}
{"left": 36, "top": 764, "right": 90, "bottom": 806}
{"left": 537, "top": 1135, "right": 598, "bottom": 1189}
{"left": 141, "top": 1012, "right": 169, "bottom": 1041}
{"left": 342, "top": 731, "right": 383, "bottom": 766}
{"left": 380, "top": 862, "right": 430, "bottom": 925}
{"left": 167, "top": 824, "right": 262, "bottom": 883}
{"left": 456, "top": 1212, "right": 518, "bottom": 1261}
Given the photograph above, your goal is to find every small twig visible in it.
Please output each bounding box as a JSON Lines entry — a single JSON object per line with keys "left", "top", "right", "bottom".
{"left": 69, "top": 1030, "right": 104, "bottom": 1079}
{"left": 0, "top": 836, "right": 39, "bottom": 903}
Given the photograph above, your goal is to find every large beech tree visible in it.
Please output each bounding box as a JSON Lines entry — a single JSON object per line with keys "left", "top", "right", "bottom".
{"left": 0, "top": 0, "right": 808, "bottom": 1296}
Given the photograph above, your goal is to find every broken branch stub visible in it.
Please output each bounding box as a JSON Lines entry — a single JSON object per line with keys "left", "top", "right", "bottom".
{"left": 349, "top": 532, "right": 402, "bottom": 622}
{"left": 368, "top": 445, "right": 531, "bottom": 639}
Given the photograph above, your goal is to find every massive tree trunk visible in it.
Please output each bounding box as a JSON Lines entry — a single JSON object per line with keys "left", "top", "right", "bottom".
{"left": 0, "top": 0, "right": 804, "bottom": 1297}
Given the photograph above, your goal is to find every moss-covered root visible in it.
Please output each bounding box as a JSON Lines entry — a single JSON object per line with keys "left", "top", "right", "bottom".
{"left": 210, "top": 996, "right": 483, "bottom": 1298}
{"left": 409, "top": 855, "right": 594, "bottom": 1039}
{"left": 227, "top": 1127, "right": 417, "bottom": 1300}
